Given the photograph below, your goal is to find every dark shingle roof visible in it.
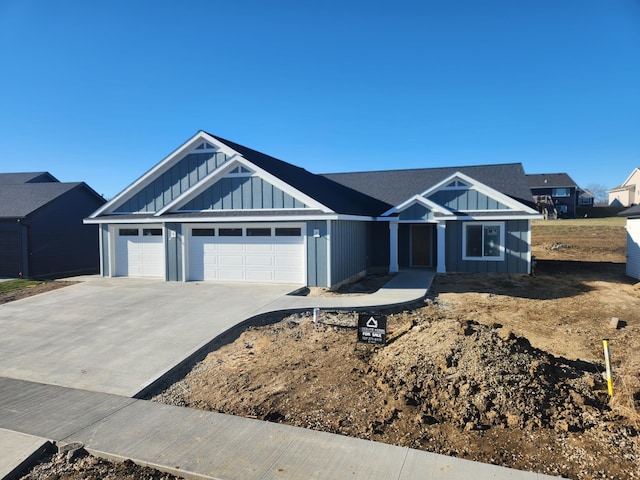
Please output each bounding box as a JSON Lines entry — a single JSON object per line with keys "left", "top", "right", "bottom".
{"left": 208, "top": 134, "right": 392, "bottom": 216}
{"left": 0, "top": 172, "right": 59, "bottom": 184}
{"left": 0, "top": 182, "right": 82, "bottom": 218}
{"left": 323, "top": 163, "right": 535, "bottom": 208}
{"left": 619, "top": 205, "right": 640, "bottom": 218}
{"left": 526, "top": 173, "right": 578, "bottom": 189}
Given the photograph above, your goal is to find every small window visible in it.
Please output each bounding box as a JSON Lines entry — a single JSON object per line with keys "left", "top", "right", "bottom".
{"left": 192, "top": 228, "right": 215, "bottom": 237}
{"left": 463, "top": 222, "right": 504, "bottom": 261}
{"left": 552, "top": 188, "right": 570, "bottom": 197}
{"left": 275, "top": 227, "right": 301, "bottom": 237}
{"left": 247, "top": 228, "right": 271, "bottom": 237}
{"left": 143, "top": 228, "right": 162, "bottom": 236}
{"left": 119, "top": 228, "right": 139, "bottom": 236}
{"left": 219, "top": 228, "right": 243, "bottom": 237}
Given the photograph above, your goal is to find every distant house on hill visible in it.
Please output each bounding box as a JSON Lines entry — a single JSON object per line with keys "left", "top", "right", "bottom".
{"left": 527, "top": 173, "right": 581, "bottom": 218}
{"left": 609, "top": 168, "right": 640, "bottom": 207}
{"left": 619, "top": 204, "right": 640, "bottom": 280}
{"left": 0, "top": 172, "right": 106, "bottom": 278}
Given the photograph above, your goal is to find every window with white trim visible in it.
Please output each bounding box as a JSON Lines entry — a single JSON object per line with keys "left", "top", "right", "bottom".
{"left": 462, "top": 222, "right": 505, "bottom": 261}
{"left": 552, "top": 188, "right": 570, "bottom": 197}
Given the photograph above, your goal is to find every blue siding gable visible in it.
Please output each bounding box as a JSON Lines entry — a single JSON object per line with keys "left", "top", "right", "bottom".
{"left": 115, "top": 151, "right": 230, "bottom": 213}
{"left": 399, "top": 203, "right": 434, "bottom": 221}
{"left": 428, "top": 189, "right": 509, "bottom": 211}
{"left": 181, "top": 176, "right": 308, "bottom": 211}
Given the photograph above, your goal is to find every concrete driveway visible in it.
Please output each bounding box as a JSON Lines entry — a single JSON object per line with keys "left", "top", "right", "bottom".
{"left": 0, "top": 277, "right": 298, "bottom": 397}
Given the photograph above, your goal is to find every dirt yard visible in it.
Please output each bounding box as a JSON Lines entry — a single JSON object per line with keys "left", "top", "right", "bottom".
{"left": 150, "top": 218, "right": 639, "bottom": 480}
{"left": 17, "top": 218, "right": 640, "bottom": 479}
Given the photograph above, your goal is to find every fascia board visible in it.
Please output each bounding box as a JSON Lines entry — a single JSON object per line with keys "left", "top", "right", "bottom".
{"left": 156, "top": 155, "right": 334, "bottom": 215}
{"left": 423, "top": 171, "right": 539, "bottom": 214}
{"left": 621, "top": 168, "right": 640, "bottom": 188}
{"left": 89, "top": 131, "right": 217, "bottom": 218}
{"left": 84, "top": 213, "right": 345, "bottom": 224}
{"left": 454, "top": 213, "right": 543, "bottom": 221}
{"left": 381, "top": 195, "right": 453, "bottom": 217}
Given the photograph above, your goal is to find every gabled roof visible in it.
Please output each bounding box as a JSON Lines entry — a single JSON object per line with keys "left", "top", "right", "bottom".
{"left": 526, "top": 173, "right": 578, "bottom": 189}
{"left": 610, "top": 168, "right": 640, "bottom": 190}
{"left": 323, "top": 163, "right": 534, "bottom": 209}
{"left": 0, "top": 182, "right": 84, "bottom": 218}
{"left": 0, "top": 172, "right": 59, "bottom": 184}
{"left": 207, "top": 134, "right": 392, "bottom": 216}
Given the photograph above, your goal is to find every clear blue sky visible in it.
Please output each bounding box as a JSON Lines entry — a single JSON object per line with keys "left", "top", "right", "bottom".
{"left": 1, "top": 0, "right": 638, "bottom": 200}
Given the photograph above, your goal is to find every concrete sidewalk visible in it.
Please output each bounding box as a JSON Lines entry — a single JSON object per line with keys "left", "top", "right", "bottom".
{"left": 0, "top": 377, "right": 560, "bottom": 480}
{"left": 256, "top": 269, "right": 436, "bottom": 314}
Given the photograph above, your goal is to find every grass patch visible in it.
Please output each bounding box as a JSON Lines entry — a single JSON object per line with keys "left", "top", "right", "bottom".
{"left": 0, "top": 279, "right": 44, "bottom": 293}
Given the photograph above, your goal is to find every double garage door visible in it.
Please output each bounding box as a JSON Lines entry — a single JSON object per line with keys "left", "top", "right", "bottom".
{"left": 114, "top": 224, "right": 305, "bottom": 284}
{"left": 188, "top": 225, "right": 305, "bottom": 284}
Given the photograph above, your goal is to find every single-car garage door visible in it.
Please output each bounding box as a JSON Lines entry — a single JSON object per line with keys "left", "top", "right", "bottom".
{"left": 188, "top": 225, "right": 304, "bottom": 283}
{"left": 115, "top": 226, "right": 165, "bottom": 277}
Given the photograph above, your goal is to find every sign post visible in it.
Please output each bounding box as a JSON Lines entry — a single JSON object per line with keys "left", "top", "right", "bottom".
{"left": 358, "top": 314, "right": 387, "bottom": 345}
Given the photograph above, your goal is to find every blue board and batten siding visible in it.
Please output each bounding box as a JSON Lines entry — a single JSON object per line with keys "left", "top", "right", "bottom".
{"left": 445, "top": 220, "right": 530, "bottom": 273}
{"left": 166, "top": 223, "right": 184, "bottom": 281}
{"left": 306, "top": 220, "right": 328, "bottom": 287}
{"left": 100, "top": 224, "right": 110, "bottom": 277}
{"left": 115, "top": 152, "right": 230, "bottom": 213}
{"left": 428, "top": 189, "right": 510, "bottom": 211}
{"left": 181, "top": 176, "right": 307, "bottom": 211}
{"left": 330, "top": 220, "right": 370, "bottom": 286}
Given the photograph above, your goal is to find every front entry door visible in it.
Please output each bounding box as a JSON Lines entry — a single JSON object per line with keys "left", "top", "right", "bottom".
{"left": 411, "top": 225, "right": 432, "bottom": 267}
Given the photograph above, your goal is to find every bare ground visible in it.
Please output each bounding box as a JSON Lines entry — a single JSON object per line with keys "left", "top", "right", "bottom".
{"left": 17, "top": 219, "right": 640, "bottom": 479}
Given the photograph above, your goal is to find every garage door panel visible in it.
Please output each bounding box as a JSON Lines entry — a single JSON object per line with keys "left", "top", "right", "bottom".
{"left": 218, "top": 243, "right": 244, "bottom": 253}
{"left": 219, "top": 255, "right": 244, "bottom": 266}
{"left": 246, "top": 255, "right": 274, "bottom": 267}
{"left": 218, "top": 269, "right": 244, "bottom": 281}
{"left": 246, "top": 243, "right": 275, "bottom": 253}
{"left": 246, "top": 270, "right": 274, "bottom": 282}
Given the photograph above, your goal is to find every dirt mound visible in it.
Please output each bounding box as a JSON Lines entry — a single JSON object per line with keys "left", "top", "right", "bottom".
{"left": 373, "top": 319, "right": 604, "bottom": 433}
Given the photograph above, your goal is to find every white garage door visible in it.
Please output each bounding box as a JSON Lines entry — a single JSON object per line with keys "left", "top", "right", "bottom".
{"left": 188, "top": 225, "right": 304, "bottom": 284}
{"left": 115, "top": 227, "right": 165, "bottom": 277}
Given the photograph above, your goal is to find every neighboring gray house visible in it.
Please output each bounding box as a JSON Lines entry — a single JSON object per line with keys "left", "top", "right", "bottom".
{"left": 0, "top": 172, "right": 106, "bottom": 278}
{"left": 527, "top": 173, "right": 581, "bottom": 218}
{"left": 619, "top": 205, "right": 640, "bottom": 280}
{"left": 85, "top": 131, "right": 541, "bottom": 287}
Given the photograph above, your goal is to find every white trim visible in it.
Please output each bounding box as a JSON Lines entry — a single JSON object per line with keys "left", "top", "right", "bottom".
{"left": 233, "top": 156, "right": 334, "bottom": 213}
{"left": 526, "top": 220, "right": 532, "bottom": 274}
{"left": 462, "top": 221, "right": 506, "bottom": 262}
{"left": 154, "top": 155, "right": 242, "bottom": 215}
{"left": 424, "top": 172, "right": 539, "bottom": 214}
{"left": 452, "top": 214, "right": 543, "bottom": 221}
{"left": 90, "top": 131, "right": 232, "bottom": 218}
{"left": 156, "top": 155, "right": 333, "bottom": 215}
{"left": 382, "top": 194, "right": 454, "bottom": 217}
{"left": 85, "top": 213, "right": 376, "bottom": 225}
{"left": 620, "top": 168, "right": 640, "bottom": 188}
